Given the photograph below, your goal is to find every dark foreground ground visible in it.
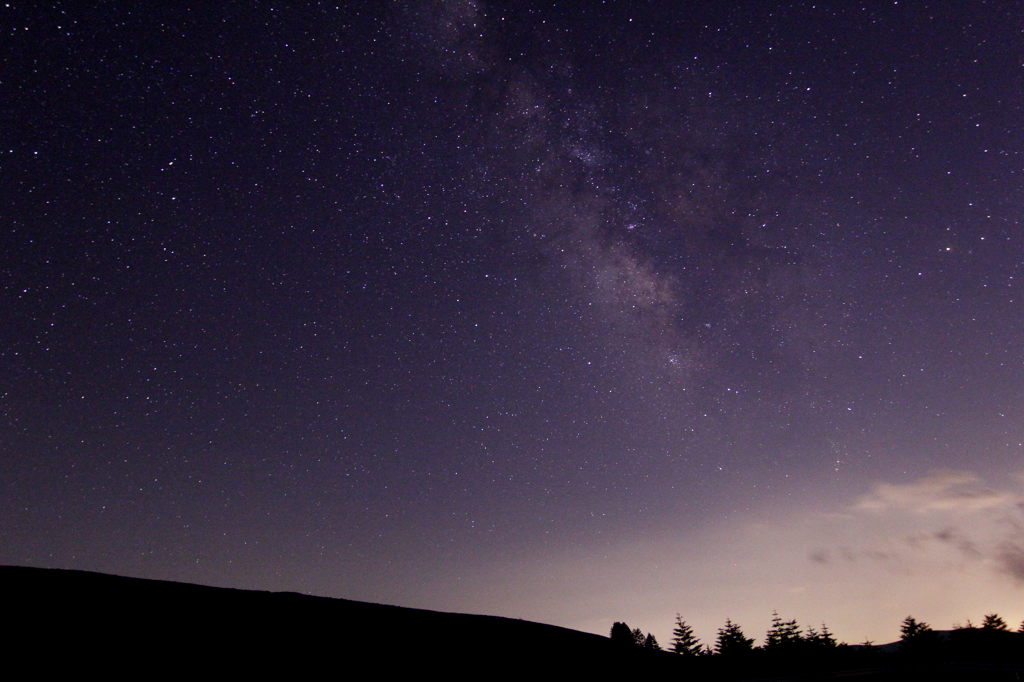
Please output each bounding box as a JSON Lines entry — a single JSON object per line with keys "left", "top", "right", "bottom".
{"left": 4, "top": 565, "right": 1022, "bottom": 679}
{"left": 3, "top": 565, "right": 676, "bottom": 676}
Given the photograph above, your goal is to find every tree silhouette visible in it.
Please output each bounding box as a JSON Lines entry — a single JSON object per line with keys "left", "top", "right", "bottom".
{"left": 643, "top": 633, "right": 661, "bottom": 651}
{"left": 899, "top": 616, "right": 932, "bottom": 640}
{"left": 715, "top": 619, "right": 753, "bottom": 657}
{"left": 670, "top": 614, "right": 702, "bottom": 656}
{"left": 805, "top": 623, "right": 837, "bottom": 648}
{"left": 765, "top": 611, "right": 802, "bottom": 651}
{"left": 631, "top": 627, "right": 646, "bottom": 647}
{"left": 982, "top": 614, "right": 1008, "bottom": 631}
{"left": 610, "top": 622, "right": 635, "bottom": 647}
{"left": 899, "top": 616, "right": 939, "bottom": 657}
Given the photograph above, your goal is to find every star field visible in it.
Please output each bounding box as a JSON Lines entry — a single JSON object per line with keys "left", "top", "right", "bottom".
{"left": 2, "top": 1, "right": 1023, "bottom": 644}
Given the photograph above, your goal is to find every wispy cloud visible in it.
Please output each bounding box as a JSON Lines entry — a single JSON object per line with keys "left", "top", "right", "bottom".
{"left": 834, "top": 470, "right": 1024, "bottom": 585}
{"left": 997, "top": 542, "right": 1024, "bottom": 583}
{"left": 855, "top": 470, "right": 1015, "bottom": 513}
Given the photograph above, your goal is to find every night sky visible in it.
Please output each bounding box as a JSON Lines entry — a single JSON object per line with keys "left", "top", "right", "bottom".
{"left": 3, "top": 1, "right": 1024, "bottom": 645}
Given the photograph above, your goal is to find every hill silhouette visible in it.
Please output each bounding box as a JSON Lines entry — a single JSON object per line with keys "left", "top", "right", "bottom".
{"left": 1, "top": 565, "right": 678, "bottom": 675}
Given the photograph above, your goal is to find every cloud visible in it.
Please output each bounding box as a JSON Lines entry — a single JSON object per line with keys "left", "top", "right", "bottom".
{"left": 807, "top": 470, "right": 1024, "bottom": 588}
{"left": 856, "top": 470, "right": 1014, "bottom": 513}
{"left": 997, "top": 543, "right": 1024, "bottom": 584}
{"left": 932, "top": 527, "right": 981, "bottom": 559}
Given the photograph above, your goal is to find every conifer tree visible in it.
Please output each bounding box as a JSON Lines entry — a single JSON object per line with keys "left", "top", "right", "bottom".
{"left": 815, "top": 623, "right": 837, "bottom": 648}
{"left": 982, "top": 614, "right": 1008, "bottom": 631}
{"left": 716, "top": 619, "right": 753, "bottom": 657}
{"left": 632, "top": 627, "right": 646, "bottom": 647}
{"left": 899, "top": 616, "right": 932, "bottom": 640}
{"left": 643, "top": 633, "right": 661, "bottom": 651}
{"left": 899, "top": 616, "right": 938, "bottom": 656}
{"left": 610, "top": 622, "right": 635, "bottom": 647}
{"left": 802, "top": 623, "right": 837, "bottom": 648}
{"left": 766, "top": 611, "right": 802, "bottom": 650}
{"left": 671, "top": 614, "right": 702, "bottom": 656}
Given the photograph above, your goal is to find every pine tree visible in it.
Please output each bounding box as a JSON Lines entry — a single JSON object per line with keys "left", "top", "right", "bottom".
{"left": 716, "top": 619, "right": 753, "bottom": 657}
{"left": 816, "top": 623, "right": 837, "bottom": 648}
{"left": 766, "top": 611, "right": 802, "bottom": 651}
{"left": 982, "top": 614, "right": 1008, "bottom": 631}
{"left": 803, "top": 623, "right": 837, "bottom": 648}
{"left": 899, "top": 616, "right": 931, "bottom": 640}
{"left": 766, "top": 611, "right": 784, "bottom": 647}
{"left": 899, "top": 616, "right": 938, "bottom": 657}
{"left": 671, "top": 614, "right": 702, "bottom": 656}
{"left": 644, "top": 633, "right": 661, "bottom": 651}
{"left": 632, "top": 627, "right": 646, "bottom": 647}
{"left": 610, "top": 621, "right": 635, "bottom": 647}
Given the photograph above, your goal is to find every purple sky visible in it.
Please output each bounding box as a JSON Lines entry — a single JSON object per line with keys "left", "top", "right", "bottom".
{"left": 2, "top": 1, "right": 1023, "bottom": 646}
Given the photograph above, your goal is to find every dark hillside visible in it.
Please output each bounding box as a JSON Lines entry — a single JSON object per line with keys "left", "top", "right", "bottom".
{"left": 1, "top": 565, "right": 675, "bottom": 675}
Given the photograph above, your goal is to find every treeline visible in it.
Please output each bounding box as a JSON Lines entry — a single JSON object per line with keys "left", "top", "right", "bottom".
{"left": 610, "top": 612, "right": 1024, "bottom": 679}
